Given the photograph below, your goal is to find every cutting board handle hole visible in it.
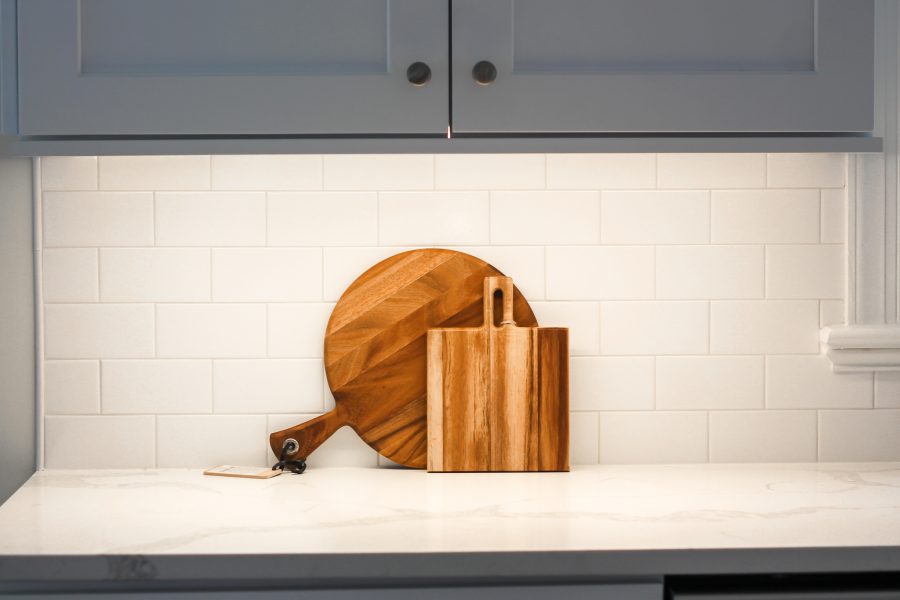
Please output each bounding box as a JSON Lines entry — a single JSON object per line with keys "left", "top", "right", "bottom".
{"left": 492, "top": 289, "right": 505, "bottom": 327}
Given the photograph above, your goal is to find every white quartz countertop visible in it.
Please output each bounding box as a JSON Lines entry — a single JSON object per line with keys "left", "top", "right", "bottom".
{"left": 0, "top": 463, "right": 899, "bottom": 583}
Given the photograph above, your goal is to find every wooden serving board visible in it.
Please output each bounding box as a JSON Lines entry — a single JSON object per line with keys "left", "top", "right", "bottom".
{"left": 268, "top": 249, "right": 537, "bottom": 468}
{"left": 427, "top": 276, "right": 569, "bottom": 472}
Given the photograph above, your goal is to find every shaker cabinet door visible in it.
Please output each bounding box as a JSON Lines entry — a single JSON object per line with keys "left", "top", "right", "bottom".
{"left": 451, "top": 0, "right": 873, "bottom": 134}
{"left": 18, "top": 0, "right": 448, "bottom": 136}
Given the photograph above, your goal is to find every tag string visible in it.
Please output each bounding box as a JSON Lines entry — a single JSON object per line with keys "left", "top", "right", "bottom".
{"left": 272, "top": 444, "right": 307, "bottom": 474}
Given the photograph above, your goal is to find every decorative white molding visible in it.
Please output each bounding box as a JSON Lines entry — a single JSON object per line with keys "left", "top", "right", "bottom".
{"left": 823, "top": 1, "right": 900, "bottom": 371}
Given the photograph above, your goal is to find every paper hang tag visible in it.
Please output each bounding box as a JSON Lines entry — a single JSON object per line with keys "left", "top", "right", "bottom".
{"left": 203, "top": 465, "right": 282, "bottom": 479}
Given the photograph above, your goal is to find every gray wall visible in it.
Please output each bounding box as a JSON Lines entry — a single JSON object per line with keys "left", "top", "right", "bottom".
{"left": 0, "top": 157, "right": 35, "bottom": 505}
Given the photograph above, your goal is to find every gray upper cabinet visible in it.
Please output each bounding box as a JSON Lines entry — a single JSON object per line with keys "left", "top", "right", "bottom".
{"left": 451, "top": 0, "right": 874, "bottom": 134}
{"left": 17, "top": 0, "right": 448, "bottom": 136}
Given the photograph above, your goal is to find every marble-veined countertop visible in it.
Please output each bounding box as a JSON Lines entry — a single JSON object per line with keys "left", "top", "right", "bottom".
{"left": 0, "top": 463, "right": 898, "bottom": 585}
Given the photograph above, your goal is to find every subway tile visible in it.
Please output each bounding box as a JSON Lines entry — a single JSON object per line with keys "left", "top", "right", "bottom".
{"left": 41, "top": 156, "right": 97, "bottom": 191}
{"left": 767, "top": 153, "right": 846, "bottom": 188}
{"left": 100, "top": 248, "right": 210, "bottom": 302}
{"left": 569, "top": 412, "right": 600, "bottom": 465}
{"left": 43, "top": 249, "right": 98, "bottom": 302}
{"left": 102, "top": 360, "right": 212, "bottom": 414}
{"left": 491, "top": 191, "right": 600, "bottom": 245}
{"left": 43, "top": 192, "right": 153, "bottom": 247}
{"left": 212, "top": 248, "right": 322, "bottom": 301}
{"left": 766, "top": 245, "right": 843, "bottom": 299}
{"left": 820, "top": 188, "right": 846, "bottom": 244}
{"left": 268, "top": 192, "right": 377, "bottom": 246}
{"left": 214, "top": 359, "right": 324, "bottom": 414}
{"left": 323, "top": 154, "right": 433, "bottom": 190}
{"left": 601, "top": 190, "right": 709, "bottom": 244}
{"left": 571, "top": 357, "right": 654, "bottom": 410}
{"left": 657, "top": 154, "right": 766, "bottom": 189}
{"left": 710, "top": 411, "right": 816, "bottom": 463}
{"left": 211, "top": 155, "right": 322, "bottom": 190}
{"left": 323, "top": 247, "right": 414, "bottom": 301}
{"left": 875, "top": 372, "right": 900, "bottom": 408}
{"left": 820, "top": 300, "right": 845, "bottom": 328}
{"left": 766, "top": 355, "right": 872, "bottom": 409}
{"left": 656, "top": 356, "right": 764, "bottom": 410}
{"left": 530, "top": 302, "right": 600, "bottom": 355}
{"left": 452, "top": 246, "right": 545, "bottom": 301}
{"left": 656, "top": 245, "right": 764, "bottom": 299}
{"left": 157, "top": 415, "right": 267, "bottom": 468}
{"left": 600, "top": 301, "right": 708, "bottom": 355}
{"left": 711, "top": 190, "right": 819, "bottom": 244}
{"left": 599, "top": 412, "right": 708, "bottom": 464}
{"left": 155, "top": 192, "right": 266, "bottom": 246}
{"left": 156, "top": 304, "right": 266, "bottom": 358}
{"left": 99, "top": 155, "right": 210, "bottom": 190}
{"left": 267, "top": 414, "right": 379, "bottom": 467}
{"left": 380, "top": 192, "right": 489, "bottom": 245}
{"left": 45, "top": 416, "right": 155, "bottom": 468}
{"left": 819, "top": 410, "right": 900, "bottom": 461}
{"left": 710, "top": 300, "right": 819, "bottom": 354}
{"left": 546, "top": 246, "right": 654, "bottom": 300}
{"left": 44, "top": 304, "right": 154, "bottom": 359}
{"left": 268, "top": 304, "right": 333, "bottom": 358}
{"left": 44, "top": 361, "right": 100, "bottom": 415}
{"left": 546, "top": 154, "right": 656, "bottom": 189}
{"left": 435, "top": 154, "right": 544, "bottom": 189}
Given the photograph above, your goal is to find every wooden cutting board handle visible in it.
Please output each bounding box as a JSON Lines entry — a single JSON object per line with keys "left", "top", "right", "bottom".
{"left": 269, "top": 409, "right": 345, "bottom": 460}
{"left": 484, "top": 276, "right": 515, "bottom": 328}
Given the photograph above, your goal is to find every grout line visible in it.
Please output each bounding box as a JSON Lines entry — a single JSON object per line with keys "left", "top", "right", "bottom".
{"left": 33, "top": 157, "right": 46, "bottom": 471}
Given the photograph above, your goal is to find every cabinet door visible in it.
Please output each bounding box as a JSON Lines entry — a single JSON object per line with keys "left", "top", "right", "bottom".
{"left": 452, "top": 0, "right": 873, "bottom": 134}
{"left": 18, "top": 0, "right": 448, "bottom": 136}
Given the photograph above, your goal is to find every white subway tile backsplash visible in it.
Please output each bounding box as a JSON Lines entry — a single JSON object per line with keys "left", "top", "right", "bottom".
{"left": 819, "top": 410, "right": 900, "bottom": 461}
{"left": 45, "top": 416, "right": 155, "bottom": 468}
{"left": 323, "top": 154, "right": 433, "bottom": 190}
{"left": 491, "top": 191, "right": 600, "bottom": 245}
{"left": 571, "top": 357, "right": 654, "bottom": 411}
{"left": 452, "top": 246, "right": 546, "bottom": 301}
{"left": 710, "top": 301, "right": 819, "bottom": 354}
{"left": 44, "top": 361, "right": 100, "bottom": 415}
{"left": 268, "top": 303, "right": 332, "bottom": 358}
{"left": 601, "top": 190, "right": 709, "bottom": 245}
{"left": 99, "top": 155, "right": 210, "bottom": 190}
{"left": 820, "top": 188, "right": 846, "bottom": 244}
{"left": 100, "top": 248, "right": 210, "bottom": 302}
{"left": 656, "top": 356, "right": 764, "bottom": 410}
{"left": 600, "top": 301, "right": 708, "bottom": 355}
{"left": 44, "top": 304, "right": 155, "bottom": 359}
{"left": 820, "top": 300, "right": 845, "bottom": 328}
{"left": 766, "top": 355, "right": 872, "bottom": 409}
{"left": 43, "top": 192, "right": 154, "bottom": 247}
{"left": 546, "top": 153, "right": 656, "bottom": 189}
{"left": 155, "top": 192, "right": 266, "bottom": 246}
{"left": 546, "top": 246, "right": 654, "bottom": 300}
{"left": 102, "top": 360, "right": 212, "bottom": 414}
{"left": 380, "top": 192, "right": 489, "bottom": 245}
{"left": 711, "top": 190, "right": 819, "bottom": 244}
{"left": 157, "top": 415, "right": 268, "bottom": 468}
{"left": 435, "top": 154, "right": 545, "bottom": 189}
{"left": 156, "top": 304, "right": 266, "bottom": 358}
{"left": 656, "top": 245, "right": 764, "bottom": 300}
{"left": 212, "top": 248, "right": 322, "bottom": 301}
{"left": 268, "top": 192, "right": 377, "bottom": 246}
{"left": 569, "top": 412, "right": 599, "bottom": 465}
{"left": 530, "top": 302, "right": 599, "bottom": 355}
{"left": 875, "top": 372, "right": 900, "bottom": 408}
{"left": 766, "top": 245, "right": 843, "bottom": 299}
{"left": 213, "top": 359, "right": 324, "bottom": 414}
{"left": 42, "top": 249, "right": 98, "bottom": 303}
{"left": 599, "top": 412, "right": 708, "bottom": 464}
{"left": 41, "top": 156, "right": 98, "bottom": 191}
{"left": 211, "top": 155, "right": 322, "bottom": 190}
{"left": 657, "top": 154, "right": 766, "bottom": 189}
{"left": 767, "top": 153, "right": 846, "bottom": 188}
{"left": 710, "top": 411, "right": 816, "bottom": 463}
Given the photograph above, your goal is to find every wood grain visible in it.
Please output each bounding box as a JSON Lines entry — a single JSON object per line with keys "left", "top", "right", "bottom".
{"left": 269, "top": 249, "right": 537, "bottom": 468}
{"left": 427, "top": 277, "right": 569, "bottom": 472}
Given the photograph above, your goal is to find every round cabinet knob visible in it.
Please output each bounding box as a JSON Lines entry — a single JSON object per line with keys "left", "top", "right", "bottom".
{"left": 406, "top": 62, "right": 432, "bottom": 86}
{"left": 472, "top": 60, "right": 498, "bottom": 85}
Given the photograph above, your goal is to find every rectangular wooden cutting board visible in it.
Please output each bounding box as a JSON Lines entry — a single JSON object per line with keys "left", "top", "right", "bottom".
{"left": 427, "top": 276, "right": 569, "bottom": 472}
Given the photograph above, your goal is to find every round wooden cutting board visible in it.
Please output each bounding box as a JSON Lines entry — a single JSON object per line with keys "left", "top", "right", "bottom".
{"left": 269, "top": 249, "right": 537, "bottom": 468}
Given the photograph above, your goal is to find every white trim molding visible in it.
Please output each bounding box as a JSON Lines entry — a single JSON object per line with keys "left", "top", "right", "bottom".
{"left": 823, "top": 1, "right": 900, "bottom": 372}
